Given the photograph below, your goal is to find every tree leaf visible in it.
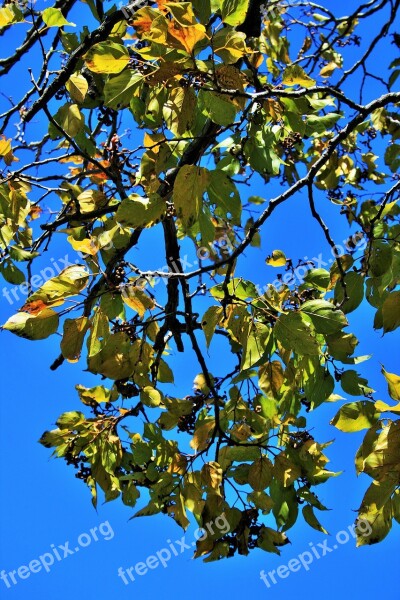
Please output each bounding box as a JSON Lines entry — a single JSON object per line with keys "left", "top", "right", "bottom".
{"left": 201, "top": 305, "right": 223, "bottom": 347}
{"left": 301, "top": 299, "right": 347, "bottom": 334}
{"left": 381, "top": 291, "right": 400, "bottom": 333}
{"left": 266, "top": 250, "right": 286, "bottom": 267}
{"left": 173, "top": 165, "right": 210, "bottom": 227}
{"left": 42, "top": 7, "right": 75, "bottom": 27}
{"left": 60, "top": 317, "right": 90, "bottom": 362}
{"left": 84, "top": 42, "right": 130, "bottom": 74}
{"left": 340, "top": 370, "right": 375, "bottom": 396}
{"left": 283, "top": 65, "right": 316, "bottom": 88}
{"left": 331, "top": 401, "right": 379, "bottom": 432}
{"left": 248, "top": 456, "right": 273, "bottom": 491}
{"left": 381, "top": 366, "right": 400, "bottom": 401}
{"left": 2, "top": 309, "right": 59, "bottom": 340}
{"left": 116, "top": 194, "right": 165, "bottom": 228}
{"left": 274, "top": 312, "right": 320, "bottom": 356}
{"left": 356, "top": 480, "right": 396, "bottom": 546}
{"left": 302, "top": 504, "right": 329, "bottom": 534}
{"left": 221, "top": 0, "right": 250, "bottom": 26}
{"left": 334, "top": 272, "right": 364, "bottom": 314}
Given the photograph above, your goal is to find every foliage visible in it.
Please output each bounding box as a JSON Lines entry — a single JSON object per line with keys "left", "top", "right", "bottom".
{"left": 0, "top": 0, "right": 399, "bottom": 560}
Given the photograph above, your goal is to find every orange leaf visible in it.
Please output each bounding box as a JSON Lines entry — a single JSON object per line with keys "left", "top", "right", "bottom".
{"left": 21, "top": 300, "right": 48, "bottom": 315}
{"left": 167, "top": 21, "right": 206, "bottom": 54}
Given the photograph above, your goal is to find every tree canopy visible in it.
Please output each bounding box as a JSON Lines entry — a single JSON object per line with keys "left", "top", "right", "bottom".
{"left": 0, "top": 0, "right": 399, "bottom": 560}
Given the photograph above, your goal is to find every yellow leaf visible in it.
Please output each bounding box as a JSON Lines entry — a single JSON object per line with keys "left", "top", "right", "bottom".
{"left": 283, "top": 65, "right": 316, "bottom": 88}
{"left": 66, "top": 73, "right": 88, "bottom": 103}
{"left": 0, "top": 136, "right": 18, "bottom": 165}
{"left": 68, "top": 237, "right": 100, "bottom": 256}
{"left": 319, "top": 61, "right": 339, "bottom": 78}
{"left": 0, "top": 6, "right": 15, "bottom": 28}
{"left": 121, "top": 286, "right": 155, "bottom": 317}
{"left": 266, "top": 249, "right": 287, "bottom": 267}
{"left": 381, "top": 367, "right": 400, "bottom": 401}
{"left": 84, "top": 42, "right": 130, "bottom": 74}
{"left": 190, "top": 419, "right": 215, "bottom": 451}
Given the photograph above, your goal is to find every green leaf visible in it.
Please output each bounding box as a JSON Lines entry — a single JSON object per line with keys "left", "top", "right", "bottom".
{"left": 0, "top": 260, "right": 25, "bottom": 284}
{"left": 201, "top": 306, "right": 223, "bottom": 347}
{"left": 334, "top": 272, "right": 364, "bottom": 314}
{"left": 331, "top": 401, "right": 379, "bottom": 432}
{"left": 56, "top": 411, "right": 85, "bottom": 429}
{"left": 301, "top": 300, "right": 347, "bottom": 335}
{"left": 163, "top": 86, "right": 196, "bottom": 135}
{"left": 302, "top": 505, "right": 329, "bottom": 534}
{"left": 305, "top": 113, "right": 342, "bottom": 134}
{"left": 76, "top": 384, "right": 119, "bottom": 405}
{"left": 304, "top": 367, "right": 335, "bottom": 409}
{"left": 257, "top": 526, "right": 289, "bottom": 554}
{"left": 173, "top": 165, "right": 210, "bottom": 228}
{"left": 221, "top": 0, "right": 250, "bottom": 26}
{"left": 140, "top": 386, "right": 162, "bottom": 407}
{"left": 341, "top": 370, "right": 375, "bottom": 396}
{"left": 116, "top": 194, "right": 165, "bottom": 228}
{"left": 104, "top": 71, "right": 143, "bottom": 109}
{"left": 381, "top": 291, "right": 400, "bottom": 333}
{"left": 326, "top": 332, "right": 358, "bottom": 361}
{"left": 60, "top": 317, "right": 90, "bottom": 362}
{"left": 122, "top": 481, "right": 140, "bottom": 507}
{"left": 210, "top": 278, "right": 259, "bottom": 300}
{"left": 200, "top": 90, "right": 237, "bottom": 126}
{"left": 248, "top": 491, "right": 274, "bottom": 514}
{"left": 240, "top": 322, "right": 270, "bottom": 369}
{"left": 207, "top": 170, "right": 241, "bottom": 225}
{"left": 42, "top": 7, "right": 75, "bottom": 27}
{"left": 356, "top": 480, "right": 396, "bottom": 546}
{"left": 303, "top": 268, "right": 330, "bottom": 291}
{"left": 49, "top": 103, "right": 84, "bottom": 138}
{"left": 248, "top": 456, "right": 273, "bottom": 491}
{"left": 368, "top": 241, "right": 393, "bottom": 277}
{"left": 274, "top": 312, "right": 320, "bottom": 356}
{"left": 213, "top": 29, "right": 247, "bottom": 64}
{"left": 2, "top": 309, "right": 59, "bottom": 340}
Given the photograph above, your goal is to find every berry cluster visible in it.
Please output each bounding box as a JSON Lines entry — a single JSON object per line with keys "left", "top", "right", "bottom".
{"left": 75, "top": 463, "right": 92, "bottom": 482}
{"left": 327, "top": 188, "right": 343, "bottom": 200}
{"left": 65, "top": 450, "right": 80, "bottom": 468}
{"left": 216, "top": 509, "right": 261, "bottom": 556}
{"left": 366, "top": 126, "right": 377, "bottom": 139}
{"left": 111, "top": 263, "right": 127, "bottom": 285}
{"left": 289, "top": 430, "right": 314, "bottom": 448}
{"left": 115, "top": 379, "right": 140, "bottom": 398}
{"left": 177, "top": 397, "right": 204, "bottom": 434}
{"left": 129, "top": 57, "right": 153, "bottom": 75}
{"left": 281, "top": 132, "right": 302, "bottom": 150}
{"left": 112, "top": 320, "right": 137, "bottom": 342}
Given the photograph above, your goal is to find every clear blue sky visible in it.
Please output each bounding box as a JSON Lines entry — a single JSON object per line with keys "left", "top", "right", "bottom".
{"left": 0, "top": 1, "right": 399, "bottom": 598}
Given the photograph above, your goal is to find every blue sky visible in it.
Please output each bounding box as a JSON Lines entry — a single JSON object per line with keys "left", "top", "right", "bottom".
{"left": 0, "top": 1, "right": 399, "bottom": 598}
